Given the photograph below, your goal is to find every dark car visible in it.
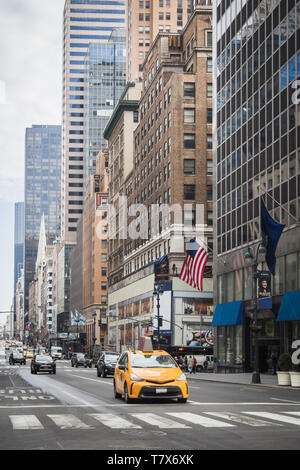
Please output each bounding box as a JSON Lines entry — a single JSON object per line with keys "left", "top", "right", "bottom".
{"left": 9, "top": 351, "right": 26, "bottom": 365}
{"left": 71, "top": 353, "right": 92, "bottom": 368}
{"left": 96, "top": 351, "right": 119, "bottom": 377}
{"left": 31, "top": 355, "right": 56, "bottom": 374}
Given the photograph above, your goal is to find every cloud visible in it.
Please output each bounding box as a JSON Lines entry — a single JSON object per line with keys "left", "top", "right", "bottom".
{"left": 0, "top": 0, "right": 64, "bottom": 203}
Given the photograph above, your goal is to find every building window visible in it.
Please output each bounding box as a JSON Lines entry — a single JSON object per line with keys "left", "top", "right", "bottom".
{"left": 184, "top": 108, "right": 195, "bottom": 123}
{"left": 207, "top": 185, "right": 213, "bottom": 201}
{"left": 184, "top": 82, "right": 195, "bottom": 97}
{"left": 207, "top": 108, "right": 212, "bottom": 123}
{"left": 206, "top": 159, "right": 213, "bottom": 175}
{"left": 184, "top": 184, "right": 195, "bottom": 200}
{"left": 184, "top": 133, "right": 195, "bottom": 149}
{"left": 206, "top": 30, "right": 212, "bottom": 47}
{"left": 206, "top": 57, "right": 213, "bottom": 73}
{"left": 207, "top": 83, "right": 213, "bottom": 98}
{"left": 207, "top": 210, "right": 213, "bottom": 226}
{"left": 184, "top": 159, "right": 195, "bottom": 175}
{"left": 184, "top": 210, "right": 195, "bottom": 226}
{"left": 207, "top": 134, "right": 213, "bottom": 149}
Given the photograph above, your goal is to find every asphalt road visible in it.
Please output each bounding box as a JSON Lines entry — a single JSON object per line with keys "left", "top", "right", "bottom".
{"left": 0, "top": 357, "right": 300, "bottom": 451}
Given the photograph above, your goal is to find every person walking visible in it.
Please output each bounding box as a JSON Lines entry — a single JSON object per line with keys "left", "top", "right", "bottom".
{"left": 192, "top": 356, "right": 197, "bottom": 374}
{"left": 187, "top": 355, "right": 194, "bottom": 374}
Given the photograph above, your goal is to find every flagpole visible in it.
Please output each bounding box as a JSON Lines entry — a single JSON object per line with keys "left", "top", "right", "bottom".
{"left": 187, "top": 233, "right": 226, "bottom": 266}
{"left": 260, "top": 185, "right": 299, "bottom": 225}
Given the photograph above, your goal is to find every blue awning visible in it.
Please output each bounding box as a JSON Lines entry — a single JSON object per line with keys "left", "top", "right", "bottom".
{"left": 277, "top": 290, "right": 300, "bottom": 321}
{"left": 211, "top": 301, "right": 243, "bottom": 326}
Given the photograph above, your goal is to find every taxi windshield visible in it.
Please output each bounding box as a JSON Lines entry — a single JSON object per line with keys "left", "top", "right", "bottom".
{"left": 130, "top": 354, "right": 177, "bottom": 368}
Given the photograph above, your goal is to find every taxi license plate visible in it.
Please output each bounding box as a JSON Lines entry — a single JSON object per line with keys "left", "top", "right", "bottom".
{"left": 156, "top": 388, "right": 167, "bottom": 394}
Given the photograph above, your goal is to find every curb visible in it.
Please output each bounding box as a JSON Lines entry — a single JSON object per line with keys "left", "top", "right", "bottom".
{"left": 186, "top": 377, "right": 298, "bottom": 389}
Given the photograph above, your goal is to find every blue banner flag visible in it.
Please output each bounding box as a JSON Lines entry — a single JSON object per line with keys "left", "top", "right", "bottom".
{"left": 260, "top": 199, "right": 285, "bottom": 275}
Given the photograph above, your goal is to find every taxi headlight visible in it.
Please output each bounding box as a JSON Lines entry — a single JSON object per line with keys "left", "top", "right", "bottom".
{"left": 177, "top": 373, "right": 187, "bottom": 381}
{"left": 130, "top": 373, "right": 143, "bottom": 381}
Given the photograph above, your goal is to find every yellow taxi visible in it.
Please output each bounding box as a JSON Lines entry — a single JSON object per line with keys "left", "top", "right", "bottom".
{"left": 25, "top": 349, "right": 34, "bottom": 359}
{"left": 113, "top": 338, "right": 188, "bottom": 403}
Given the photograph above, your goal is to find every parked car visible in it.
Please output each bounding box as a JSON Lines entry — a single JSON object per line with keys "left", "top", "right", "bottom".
{"left": 31, "top": 355, "right": 56, "bottom": 374}
{"left": 96, "top": 351, "right": 120, "bottom": 377}
{"left": 194, "top": 355, "right": 214, "bottom": 372}
{"left": 9, "top": 351, "right": 26, "bottom": 365}
{"left": 71, "top": 353, "right": 92, "bottom": 368}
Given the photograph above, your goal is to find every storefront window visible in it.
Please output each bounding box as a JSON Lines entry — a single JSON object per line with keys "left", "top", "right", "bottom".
{"left": 216, "top": 326, "right": 226, "bottom": 363}
{"left": 141, "top": 298, "right": 150, "bottom": 314}
{"left": 183, "top": 298, "right": 213, "bottom": 315}
{"left": 286, "top": 253, "right": 297, "bottom": 292}
{"left": 273, "top": 256, "right": 285, "bottom": 295}
{"left": 235, "top": 326, "right": 243, "bottom": 365}
{"left": 216, "top": 325, "right": 243, "bottom": 367}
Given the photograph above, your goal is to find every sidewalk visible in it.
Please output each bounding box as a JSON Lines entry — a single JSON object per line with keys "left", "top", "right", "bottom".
{"left": 187, "top": 372, "right": 281, "bottom": 387}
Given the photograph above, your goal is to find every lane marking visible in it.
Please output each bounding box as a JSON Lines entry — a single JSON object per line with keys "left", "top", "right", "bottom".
{"left": 66, "top": 374, "right": 112, "bottom": 385}
{"left": 89, "top": 413, "right": 142, "bottom": 429}
{"left": 271, "top": 398, "right": 300, "bottom": 404}
{"left": 131, "top": 413, "right": 191, "bottom": 429}
{"left": 47, "top": 414, "right": 94, "bottom": 429}
{"left": 244, "top": 412, "right": 300, "bottom": 426}
{"left": 9, "top": 414, "right": 44, "bottom": 430}
{"left": 204, "top": 411, "right": 281, "bottom": 427}
{"left": 166, "top": 412, "right": 235, "bottom": 427}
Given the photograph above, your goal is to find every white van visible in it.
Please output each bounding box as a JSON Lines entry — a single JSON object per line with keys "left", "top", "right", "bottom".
{"left": 50, "top": 346, "right": 62, "bottom": 359}
{"left": 194, "top": 355, "right": 214, "bottom": 372}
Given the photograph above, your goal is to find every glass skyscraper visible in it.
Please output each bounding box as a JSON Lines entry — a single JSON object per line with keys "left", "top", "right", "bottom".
{"left": 14, "top": 202, "right": 24, "bottom": 313}
{"left": 84, "top": 30, "right": 126, "bottom": 181}
{"left": 213, "top": 0, "right": 300, "bottom": 372}
{"left": 61, "top": 0, "right": 126, "bottom": 243}
{"left": 24, "top": 125, "right": 61, "bottom": 317}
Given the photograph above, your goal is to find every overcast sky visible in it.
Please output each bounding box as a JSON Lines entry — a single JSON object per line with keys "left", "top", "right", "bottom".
{"left": 0, "top": 0, "right": 64, "bottom": 317}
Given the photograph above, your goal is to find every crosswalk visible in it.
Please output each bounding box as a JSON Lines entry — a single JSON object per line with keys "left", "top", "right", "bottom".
{"left": 6, "top": 410, "right": 300, "bottom": 432}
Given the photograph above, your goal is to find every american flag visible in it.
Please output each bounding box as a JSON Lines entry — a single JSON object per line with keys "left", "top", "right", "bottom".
{"left": 179, "top": 239, "right": 209, "bottom": 291}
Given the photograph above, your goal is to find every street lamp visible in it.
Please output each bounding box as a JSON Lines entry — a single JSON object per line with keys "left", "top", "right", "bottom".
{"left": 92, "top": 311, "right": 97, "bottom": 358}
{"left": 153, "top": 284, "right": 164, "bottom": 349}
{"left": 244, "top": 243, "right": 266, "bottom": 384}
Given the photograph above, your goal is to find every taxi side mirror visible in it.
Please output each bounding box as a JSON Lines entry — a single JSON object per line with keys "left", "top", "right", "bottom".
{"left": 118, "top": 364, "right": 125, "bottom": 371}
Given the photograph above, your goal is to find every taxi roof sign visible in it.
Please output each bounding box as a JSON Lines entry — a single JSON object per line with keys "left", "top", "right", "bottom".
{"left": 138, "top": 336, "right": 153, "bottom": 353}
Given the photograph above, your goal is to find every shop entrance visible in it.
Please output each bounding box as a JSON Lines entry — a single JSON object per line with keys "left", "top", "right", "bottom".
{"left": 245, "top": 317, "right": 280, "bottom": 373}
{"left": 258, "top": 339, "right": 280, "bottom": 373}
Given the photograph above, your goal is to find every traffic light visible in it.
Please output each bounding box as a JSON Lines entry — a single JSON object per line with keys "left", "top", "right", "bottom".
{"left": 98, "top": 320, "right": 101, "bottom": 327}
{"left": 158, "top": 317, "right": 163, "bottom": 327}
{"left": 148, "top": 318, "right": 153, "bottom": 327}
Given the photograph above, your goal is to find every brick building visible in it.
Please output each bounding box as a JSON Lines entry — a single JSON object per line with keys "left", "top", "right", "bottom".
{"left": 126, "top": 0, "right": 190, "bottom": 82}
{"left": 105, "top": 3, "right": 214, "bottom": 352}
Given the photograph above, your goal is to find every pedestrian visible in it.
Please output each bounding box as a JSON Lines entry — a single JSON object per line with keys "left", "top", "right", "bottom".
{"left": 192, "top": 356, "right": 197, "bottom": 374}
{"left": 187, "top": 355, "right": 194, "bottom": 374}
